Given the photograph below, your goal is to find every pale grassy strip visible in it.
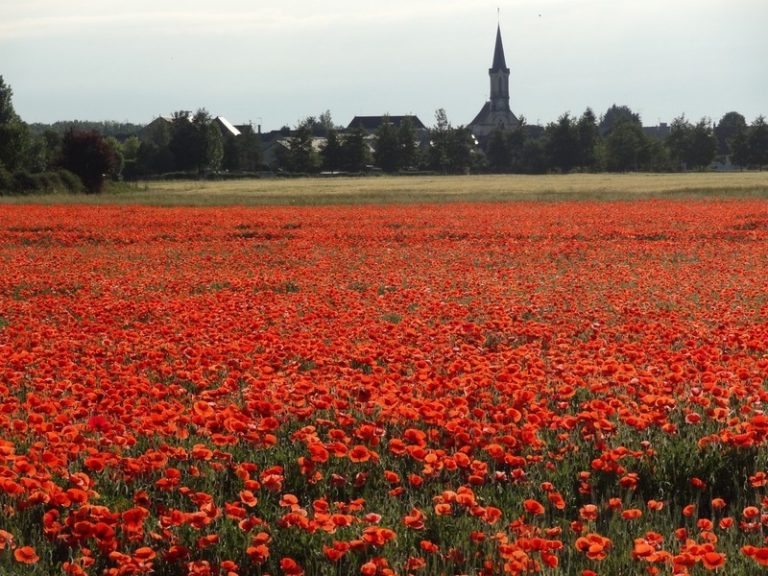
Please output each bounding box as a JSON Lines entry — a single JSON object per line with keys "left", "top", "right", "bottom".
{"left": 2, "top": 172, "right": 768, "bottom": 206}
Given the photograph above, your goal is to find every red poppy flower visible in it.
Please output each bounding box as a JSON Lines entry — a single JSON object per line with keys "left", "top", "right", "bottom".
{"left": 14, "top": 546, "right": 40, "bottom": 564}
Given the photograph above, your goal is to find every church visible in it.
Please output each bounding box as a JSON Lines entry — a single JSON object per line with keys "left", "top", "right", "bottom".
{"left": 468, "top": 24, "right": 520, "bottom": 143}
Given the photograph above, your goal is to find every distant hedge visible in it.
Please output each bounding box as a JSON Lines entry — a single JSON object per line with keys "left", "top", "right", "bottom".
{"left": 0, "top": 166, "right": 84, "bottom": 196}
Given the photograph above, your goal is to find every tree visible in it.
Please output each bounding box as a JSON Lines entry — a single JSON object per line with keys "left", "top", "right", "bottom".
{"left": 487, "top": 128, "right": 510, "bottom": 172}
{"left": 168, "top": 109, "right": 222, "bottom": 175}
{"left": 599, "top": 104, "right": 642, "bottom": 136}
{"left": 731, "top": 133, "right": 748, "bottom": 168}
{"left": 0, "top": 76, "right": 30, "bottom": 172}
{"left": 317, "top": 110, "right": 336, "bottom": 137}
{"left": 666, "top": 115, "right": 692, "bottom": 169}
{"left": 605, "top": 122, "right": 644, "bottom": 172}
{"left": 321, "top": 128, "right": 343, "bottom": 172}
{"left": 747, "top": 116, "right": 768, "bottom": 169}
{"left": 446, "top": 126, "right": 475, "bottom": 174}
{"left": 341, "top": 123, "right": 370, "bottom": 172}
{"left": 686, "top": 119, "right": 717, "bottom": 170}
{"left": 374, "top": 115, "right": 400, "bottom": 172}
{"left": 576, "top": 108, "right": 600, "bottom": 170}
{"left": 667, "top": 116, "right": 716, "bottom": 170}
{"left": 428, "top": 109, "right": 451, "bottom": 173}
{"left": 121, "top": 136, "right": 141, "bottom": 180}
{"left": 59, "top": 130, "right": 118, "bottom": 193}
{"left": 202, "top": 119, "right": 224, "bottom": 173}
{"left": 234, "top": 125, "right": 262, "bottom": 171}
{"left": 104, "top": 136, "right": 125, "bottom": 179}
{"left": 397, "top": 117, "right": 418, "bottom": 169}
{"left": 24, "top": 136, "right": 49, "bottom": 173}
{"left": 521, "top": 137, "right": 547, "bottom": 174}
{"left": 136, "top": 141, "right": 175, "bottom": 176}
{"left": 545, "top": 113, "right": 579, "bottom": 172}
{"left": 507, "top": 121, "right": 528, "bottom": 173}
{"left": 223, "top": 137, "right": 239, "bottom": 171}
{"left": 168, "top": 111, "right": 196, "bottom": 171}
{"left": 714, "top": 112, "right": 747, "bottom": 160}
{"left": 281, "top": 120, "right": 320, "bottom": 173}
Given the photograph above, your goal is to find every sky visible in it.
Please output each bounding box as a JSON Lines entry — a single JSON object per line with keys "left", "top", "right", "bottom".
{"left": 1, "top": 0, "right": 766, "bottom": 130}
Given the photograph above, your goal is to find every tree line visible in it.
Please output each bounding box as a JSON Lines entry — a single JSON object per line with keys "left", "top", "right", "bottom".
{"left": 2, "top": 73, "right": 768, "bottom": 195}
{"left": 133, "top": 110, "right": 262, "bottom": 179}
{"left": 273, "top": 106, "right": 768, "bottom": 175}
{"left": 474, "top": 106, "right": 767, "bottom": 174}
{"left": 0, "top": 76, "right": 263, "bottom": 194}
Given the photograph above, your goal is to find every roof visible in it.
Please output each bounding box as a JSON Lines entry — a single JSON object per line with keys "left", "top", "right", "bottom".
{"left": 469, "top": 102, "right": 492, "bottom": 127}
{"left": 491, "top": 25, "right": 509, "bottom": 72}
{"left": 347, "top": 115, "right": 427, "bottom": 131}
{"left": 468, "top": 101, "right": 519, "bottom": 135}
{"left": 214, "top": 116, "right": 241, "bottom": 137}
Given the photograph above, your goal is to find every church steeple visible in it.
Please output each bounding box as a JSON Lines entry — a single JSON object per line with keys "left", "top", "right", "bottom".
{"left": 491, "top": 25, "right": 508, "bottom": 72}
{"left": 489, "top": 24, "right": 511, "bottom": 113}
{"left": 468, "top": 20, "right": 519, "bottom": 142}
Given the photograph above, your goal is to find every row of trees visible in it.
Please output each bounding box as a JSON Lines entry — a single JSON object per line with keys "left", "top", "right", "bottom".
{"left": 486, "top": 107, "right": 768, "bottom": 174}
{"left": 275, "top": 114, "right": 423, "bottom": 174}
{"left": 132, "top": 110, "right": 262, "bottom": 178}
{"left": 1, "top": 73, "right": 263, "bottom": 195}
{"left": 3, "top": 71, "right": 768, "bottom": 194}
{"left": 275, "top": 110, "right": 480, "bottom": 175}
{"left": 276, "top": 106, "right": 768, "bottom": 176}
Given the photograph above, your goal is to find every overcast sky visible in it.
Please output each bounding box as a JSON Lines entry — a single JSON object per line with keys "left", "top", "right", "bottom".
{"left": 1, "top": 0, "right": 766, "bottom": 130}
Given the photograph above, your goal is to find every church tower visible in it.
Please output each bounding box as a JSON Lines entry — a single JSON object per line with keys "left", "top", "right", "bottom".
{"left": 469, "top": 23, "right": 519, "bottom": 143}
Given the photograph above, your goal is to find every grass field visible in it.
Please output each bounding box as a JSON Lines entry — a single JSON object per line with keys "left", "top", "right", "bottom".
{"left": 2, "top": 172, "right": 768, "bottom": 205}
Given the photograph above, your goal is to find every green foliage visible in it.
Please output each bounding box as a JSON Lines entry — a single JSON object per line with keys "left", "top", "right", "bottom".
{"left": 341, "top": 124, "right": 370, "bottom": 172}
{"left": 446, "top": 125, "right": 475, "bottom": 174}
{"left": 599, "top": 104, "right": 642, "bottom": 136}
{"left": 397, "top": 116, "right": 418, "bottom": 170}
{"left": 0, "top": 161, "right": 13, "bottom": 192}
{"left": 105, "top": 136, "right": 125, "bottom": 179}
{"left": 374, "top": 115, "right": 400, "bottom": 172}
{"left": 576, "top": 108, "right": 600, "bottom": 170}
{"left": 24, "top": 135, "right": 49, "bottom": 173}
{"left": 280, "top": 121, "right": 321, "bottom": 173}
{"left": 520, "top": 137, "right": 547, "bottom": 174}
{"left": 320, "top": 129, "right": 343, "bottom": 172}
{"left": 27, "top": 119, "right": 143, "bottom": 139}
{"left": 0, "top": 168, "right": 83, "bottom": 196}
{"left": 59, "top": 129, "right": 119, "bottom": 193}
{"left": 746, "top": 115, "right": 768, "bottom": 169}
{"left": 487, "top": 128, "right": 510, "bottom": 172}
{"left": 666, "top": 116, "right": 717, "bottom": 170}
{"left": 714, "top": 111, "right": 747, "bottom": 159}
{"left": 0, "top": 75, "right": 30, "bottom": 172}
{"left": 545, "top": 113, "right": 580, "bottom": 172}
{"left": 234, "top": 125, "right": 262, "bottom": 172}
{"left": 427, "top": 110, "right": 477, "bottom": 174}
{"left": 428, "top": 109, "right": 451, "bottom": 173}
{"left": 605, "top": 121, "right": 646, "bottom": 172}
{"left": 204, "top": 120, "right": 224, "bottom": 173}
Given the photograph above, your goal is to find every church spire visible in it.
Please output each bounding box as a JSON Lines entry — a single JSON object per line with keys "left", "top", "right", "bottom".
{"left": 491, "top": 24, "right": 509, "bottom": 72}
{"left": 468, "top": 19, "right": 519, "bottom": 141}
{"left": 488, "top": 24, "right": 511, "bottom": 113}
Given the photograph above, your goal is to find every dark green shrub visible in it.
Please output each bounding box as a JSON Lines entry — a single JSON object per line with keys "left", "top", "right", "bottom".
{"left": 0, "top": 162, "right": 12, "bottom": 193}
{"left": 56, "top": 169, "right": 84, "bottom": 193}
{"left": 59, "top": 130, "right": 118, "bottom": 193}
{"left": 12, "top": 170, "right": 39, "bottom": 194}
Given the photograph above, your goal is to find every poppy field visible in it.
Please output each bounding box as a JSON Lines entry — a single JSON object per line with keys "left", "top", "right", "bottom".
{"left": 1, "top": 199, "right": 768, "bottom": 575}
